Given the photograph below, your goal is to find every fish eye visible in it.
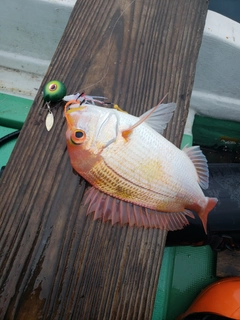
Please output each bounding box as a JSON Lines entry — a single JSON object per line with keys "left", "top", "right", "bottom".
{"left": 71, "top": 129, "right": 86, "bottom": 144}
{"left": 75, "top": 131, "right": 84, "bottom": 138}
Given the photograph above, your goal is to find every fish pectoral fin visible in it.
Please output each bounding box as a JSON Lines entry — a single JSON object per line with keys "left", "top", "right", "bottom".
{"left": 122, "top": 128, "right": 133, "bottom": 140}
{"left": 121, "top": 93, "right": 176, "bottom": 138}
{"left": 121, "top": 98, "right": 176, "bottom": 139}
{"left": 83, "top": 187, "right": 193, "bottom": 231}
{"left": 183, "top": 145, "right": 209, "bottom": 189}
{"left": 139, "top": 102, "right": 176, "bottom": 134}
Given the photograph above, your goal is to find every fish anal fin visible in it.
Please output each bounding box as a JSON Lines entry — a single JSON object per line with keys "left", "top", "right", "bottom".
{"left": 183, "top": 145, "right": 209, "bottom": 189}
{"left": 83, "top": 187, "right": 194, "bottom": 231}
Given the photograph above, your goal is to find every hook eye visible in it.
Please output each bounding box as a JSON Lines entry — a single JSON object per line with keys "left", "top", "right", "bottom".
{"left": 71, "top": 129, "right": 86, "bottom": 144}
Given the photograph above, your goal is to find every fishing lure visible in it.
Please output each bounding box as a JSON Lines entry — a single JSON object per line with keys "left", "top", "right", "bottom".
{"left": 42, "top": 80, "right": 67, "bottom": 131}
{"left": 42, "top": 80, "right": 121, "bottom": 130}
{"left": 63, "top": 92, "right": 108, "bottom": 105}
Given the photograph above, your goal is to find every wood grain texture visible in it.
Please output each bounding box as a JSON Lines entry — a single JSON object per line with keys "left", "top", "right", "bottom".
{"left": 0, "top": 0, "right": 208, "bottom": 318}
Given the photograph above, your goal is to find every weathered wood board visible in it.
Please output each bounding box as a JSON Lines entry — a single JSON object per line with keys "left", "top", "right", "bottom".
{"left": 0, "top": 0, "right": 208, "bottom": 318}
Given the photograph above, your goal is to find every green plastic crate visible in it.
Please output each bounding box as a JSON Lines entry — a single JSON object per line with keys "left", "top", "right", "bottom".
{"left": 0, "top": 93, "right": 32, "bottom": 168}
{"left": 153, "top": 116, "right": 240, "bottom": 319}
{"left": 152, "top": 134, "right": 218, "bottom": 320}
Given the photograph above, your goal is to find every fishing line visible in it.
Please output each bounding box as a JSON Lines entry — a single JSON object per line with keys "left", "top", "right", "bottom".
{"left": 79, "top": 0, "right": 136, "bottom": 92}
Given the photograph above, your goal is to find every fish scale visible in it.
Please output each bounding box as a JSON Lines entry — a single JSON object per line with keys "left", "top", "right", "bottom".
{"left": 90, "top": 157, "right": 177, "bottom": 211}
{"left": 103, "top": 123, "right": 196, "bottom": 202}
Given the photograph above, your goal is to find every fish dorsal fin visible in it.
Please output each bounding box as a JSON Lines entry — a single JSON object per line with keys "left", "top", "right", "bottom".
{"left": 83, "top": 187, "right": 195, "bottom": 231}
{"left": 139, "top": 102, "right": 176, "bottom": 134}
{"left": 122, "top": 93, "right": 175, "bottom": 139}
{"left": 183, "top": 145, "right": 209, "bottom": 189}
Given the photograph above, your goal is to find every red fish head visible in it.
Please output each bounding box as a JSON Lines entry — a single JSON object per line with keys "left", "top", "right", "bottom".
{"left": 64, "top": 100, "right": 101, "bottom": 151}
{"left": 64, "top": 101, "right": 97, "bottom": 176}
{"left": 64, "top": 100, "right": 119, "bottom": 182}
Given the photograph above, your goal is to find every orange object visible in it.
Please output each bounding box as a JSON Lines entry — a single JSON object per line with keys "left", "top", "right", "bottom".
{"left": 178, "top": 277, "right": 240, "bottom": 319}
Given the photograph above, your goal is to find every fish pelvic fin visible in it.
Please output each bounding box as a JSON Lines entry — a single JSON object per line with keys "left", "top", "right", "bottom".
{"left": 83, "top": 187, "right": 195, "bottom": 231}
{"left": 183, "top": 145, "right": 209, "bottom": 189}
{"left": 198, "top": 197, "right": 218, "bottom": 234}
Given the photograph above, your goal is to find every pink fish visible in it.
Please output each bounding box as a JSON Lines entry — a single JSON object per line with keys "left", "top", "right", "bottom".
{"left": 64, "top": 100, "right": 218, "bottom": 233}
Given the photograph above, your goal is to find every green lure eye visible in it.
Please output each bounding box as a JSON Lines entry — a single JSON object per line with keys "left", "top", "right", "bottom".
{"left": 43, "top": 80, "right": 67, "bottom": 102}
{"left": 49, "top": 83, "right": 58, "bottom": 91}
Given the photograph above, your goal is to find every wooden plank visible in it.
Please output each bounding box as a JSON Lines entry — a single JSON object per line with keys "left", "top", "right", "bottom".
{"left": 0, "top": 0, "right": 208, "bottom": 318}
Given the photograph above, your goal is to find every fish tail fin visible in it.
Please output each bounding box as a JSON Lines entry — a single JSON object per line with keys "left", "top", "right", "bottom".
{"left": 199, "top": 197, "right": 218, "bottom": 234}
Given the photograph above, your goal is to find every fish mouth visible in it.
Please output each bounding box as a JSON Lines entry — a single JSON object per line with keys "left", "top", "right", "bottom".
{"left": 64, "top": 100, "right": 86, "bottom": 130}
{"left": 64, "top": 100, "right": 86, "bottom": 114}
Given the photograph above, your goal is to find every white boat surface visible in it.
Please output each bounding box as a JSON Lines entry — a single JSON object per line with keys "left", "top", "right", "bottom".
{"left": 0, "top": 0, "right": 239, "bottom": 130}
